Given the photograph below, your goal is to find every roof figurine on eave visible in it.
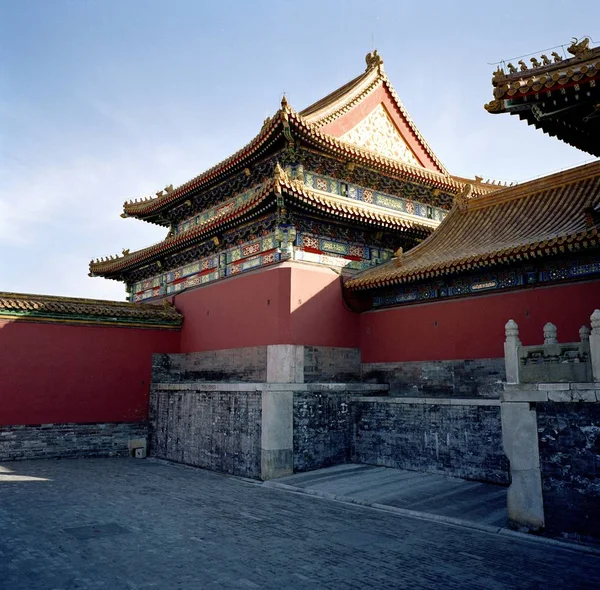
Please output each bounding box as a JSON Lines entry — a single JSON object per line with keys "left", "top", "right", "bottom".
{"left": 90, "top": 51, "right": 499, "bottom": 301}
{"left": 485, "top": 37, "right": 600, "bottom": 156}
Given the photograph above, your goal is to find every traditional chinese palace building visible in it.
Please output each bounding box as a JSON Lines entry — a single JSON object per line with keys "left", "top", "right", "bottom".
{"left": 2, "top": 43, "right": 600, "bottom": 541}
{"left": 89, "top": 51, "right": 493, "bottom": 306}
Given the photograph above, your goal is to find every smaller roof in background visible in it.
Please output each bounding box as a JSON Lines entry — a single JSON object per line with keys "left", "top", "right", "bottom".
{"left": 485, "top": 37, "right": 600, "bottom": 156}
{"left": 346, "top": 160, "right": 600, "bottom": 291}
{"left": 0, "top": 292, "right": 183, "bottom": 328}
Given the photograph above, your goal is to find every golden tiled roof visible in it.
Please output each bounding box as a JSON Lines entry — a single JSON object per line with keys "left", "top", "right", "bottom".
{"left": 346, "top": 160, "right": 600, "bottom": 290}
{"left": 122, "top": 52, "right": 490, "bottom": 222}
{"left": 0, "top": 292, "right": 183, "bottom": 328}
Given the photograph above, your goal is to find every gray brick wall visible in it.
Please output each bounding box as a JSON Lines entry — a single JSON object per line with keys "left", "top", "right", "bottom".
{"left": 353, "top": 400, "right": 508, "bottom": 484}
{"left": 537, "top": 402, "right": 600, "bottom": 541}
{"left": 152, "top": 348, "right": 267, "bottom": 383}
{"left": 361, "top": 358, "right": 505, "bottom": 398}
{"left": 294, "top": 391, "right": 357, "bottom": 472}
{"left": 149, "top": 387, "right": 262, "bottom": 478}
{"left": 0, "top": 422, "right": 147, "bottom": 461}
{"left": 303, "top": 347, "right": 361, "bottom": 383}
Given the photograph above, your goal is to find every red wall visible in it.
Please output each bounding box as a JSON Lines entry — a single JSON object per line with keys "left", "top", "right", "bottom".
{"left": 289, "top": 265, "right": 359, "bottom": 348}
{"left": 0, "top": 320, "right": 180, "bottom": 426}
{"left": 360, "top": 281, "right": 600, "bottom": 363}
{"left": 175, "top": 265, "right": 292, "bottom": 352}
{"left": 175, "top": 263, "right": 360, "bottom": 352}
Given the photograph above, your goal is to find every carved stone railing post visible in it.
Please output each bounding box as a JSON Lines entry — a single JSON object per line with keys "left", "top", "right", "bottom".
{"left": 504, "top": 319, "right": 521, "bottom": 384}
{"left": 580, "top": 325, "right": 591, "bottom": 342}
{"left": 590, "top": 310, "right": 600, "bottom": 382}
{"left": 543, "top": 322, "right": 558, "bottom": 345}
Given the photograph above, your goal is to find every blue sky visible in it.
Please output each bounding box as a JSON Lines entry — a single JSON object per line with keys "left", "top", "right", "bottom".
{"left": 1, "top": 0, "right": 598, "bottom": 301}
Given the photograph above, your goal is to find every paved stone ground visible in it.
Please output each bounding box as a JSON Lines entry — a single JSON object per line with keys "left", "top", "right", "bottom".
{"left": 271, "top": 464, "right": 508, "bottom": 527}
{"left": 1, "top": 459, "right": 599, "bottom": 589}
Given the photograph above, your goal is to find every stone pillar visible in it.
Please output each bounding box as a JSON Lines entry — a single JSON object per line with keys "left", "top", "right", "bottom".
{"left": 261, "top": 388, "right": 293, "bottom": 480}
{"left": 266, "top": 345, "right": 304, "bottom": 383}
{"left": 504, "top": 320, "right": 521, "bottom": 384}
{"left": 543, "top": 322, "right": 558, "bottom": 345}
{"left": 590, "top": 310, "right": 600, "bottom": 382}
{"left": 501, "top": 401, "right": 544, "bottom": 531}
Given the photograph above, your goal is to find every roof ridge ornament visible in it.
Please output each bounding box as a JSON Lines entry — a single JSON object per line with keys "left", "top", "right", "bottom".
{"left": 568, "top": 37, "right": 591, "bottom": 58}
{"left": 365, "top": 49, "right": 384, "bottom": 72}
{"left": 454, "top": 183, "right": 474, "bottom": 211}
{"left": 273, "top": 161, "right": 289, "bottom": 185}
{"left": 393, "top": 247, "right": 403, "bottom": 267}
{"left": 281, "top": 94, "right": 292, "bottom": 112}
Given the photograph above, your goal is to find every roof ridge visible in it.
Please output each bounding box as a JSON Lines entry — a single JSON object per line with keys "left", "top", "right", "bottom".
{"left": 378, "top": 69, "right": 449, "bottom": 175}
{"left": 0, "top": 291, "right": 153, "bottom": 307}
{"left": 466, "top": 159, "right": 600, "bottom": 210}
{"left": 122, "top": 111, "right": 285, "bottom": 216}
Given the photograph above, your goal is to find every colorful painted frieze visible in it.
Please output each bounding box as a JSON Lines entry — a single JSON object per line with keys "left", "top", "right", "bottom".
{"left": 301, "top": 170, "right": 447, "bottom": 223}
{"left": 371, "top": 257, "right": 600, "bottom": 309}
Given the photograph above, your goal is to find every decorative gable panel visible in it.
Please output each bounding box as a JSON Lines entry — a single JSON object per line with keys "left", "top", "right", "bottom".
{"left": 340, "top": 104, "right": 421, "bottom": 166}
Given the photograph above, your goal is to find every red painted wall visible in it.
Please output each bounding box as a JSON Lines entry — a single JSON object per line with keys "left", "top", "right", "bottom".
{"left": 0, "top": 320, "right": 180, "bottom": 426}
{"left": 175, "top": 262, "right": 360, "bottom": 352}
{"left": 175, "top": 265, "right": 292, "bottom": 352}
{"left": 360, "top": 281, "right": 600, "bottom": 363}
{"left": 290, "top": 265, "right": 359, "bottom": 348}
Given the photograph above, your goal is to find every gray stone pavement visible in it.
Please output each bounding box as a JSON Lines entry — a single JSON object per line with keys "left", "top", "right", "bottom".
{"left": 268, "top": 464, "right": 508, "bottom": 527}
{"left": 0, "top": 459, "right": 598, "bottom": 590}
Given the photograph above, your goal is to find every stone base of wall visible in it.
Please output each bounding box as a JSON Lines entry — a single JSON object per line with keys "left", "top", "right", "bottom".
{"left": 361, "top": 358, "right": 505, "bottom": 398}
{"left": 0, "top": 422, "right": 147, "bottom": 461}
{"left": 353, "top": 398, "right": 508, "bottom": 484}
{"left": 537, "top": 401, "right": 600, "bottom": 541}
{"left": 152, "top": 347, "right": 268, "bottom": 383}
{"left": 149, "top": 385, "right": 262, "bottom": 479}
{"left": 152, "top": 345, "right": 362, "bottom": 385}
{"left": 303, "top": 347, "right": 361, "bottom": 383}
{"left": 292, "top": 391, "right": 508, "bottom": 484}
{"left": 294, "top": 389, "right": 372, "bottom": 472}
{"left": 151, "top": 383, "right": 389, "bottom": 480}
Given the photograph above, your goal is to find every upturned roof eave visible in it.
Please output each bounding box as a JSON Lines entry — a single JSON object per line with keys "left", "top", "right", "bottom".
{"left": 121, "top": 114, "right": 468, "bottom": 226}
{"left": 121, "top": 113, "right": 286, "bottom": 221}
{"left": 91, "top": 179, "right": 278, "bottom": 277}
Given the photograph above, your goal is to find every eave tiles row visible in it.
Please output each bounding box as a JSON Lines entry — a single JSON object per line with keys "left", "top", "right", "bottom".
{"left": 0, "top": 292, "right": 183, "bottom": 328}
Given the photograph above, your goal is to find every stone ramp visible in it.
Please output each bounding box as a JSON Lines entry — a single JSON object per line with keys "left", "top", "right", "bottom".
{"left": 270, "top": 464, "right": 508, "bottom": 528}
